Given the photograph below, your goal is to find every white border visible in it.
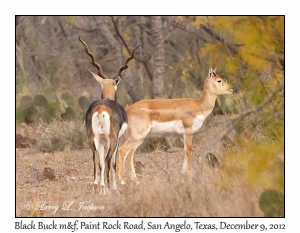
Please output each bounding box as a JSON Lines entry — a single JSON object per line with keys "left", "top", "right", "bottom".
{"left": 2, "top": 0, "right": 299, "bottom": 232}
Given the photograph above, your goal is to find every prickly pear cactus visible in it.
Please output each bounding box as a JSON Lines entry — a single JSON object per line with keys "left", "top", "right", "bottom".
{"left": 43, "top": 87, "right": 59, "bottom": 103}
{"left": 78, "top": 96, "right": 90, "bottom": 112}
{"left": 16, "top": 108, "right": 25, "bottom": 124}
{"left": 24, "top": 105, "right": 39, "bottom": 123}
{"left": 60, "top": 91, "right": 74, "bottom": 107}
{"left": 34, "top": 95, "right": 48, "bottom": 107}
{"left": 19, "top": 95, "right": 33, "bottom": 110}
{"left": 259, "top": 189, "right": 284, "bottom": 217}
{"left": 44, "top": 103, "right": 60, "bottom": 122}
{"left": 18, "top": 95, "right": 39, "bottom": 123}
{"left": 62, "top": 107, "right": 76, "bottom": 121}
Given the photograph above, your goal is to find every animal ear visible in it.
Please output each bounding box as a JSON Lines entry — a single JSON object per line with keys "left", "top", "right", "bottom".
{"left": 208, "top": 67, "right": 213, "bottom": 79}
{"left": 213, "top": 67, "right": 217, "bottom": 73}
{"left": 114, "top": 76, "right": 121, "bottom": 86}
{"left": 90, "top": 71, "right": 104, "bottom": 87}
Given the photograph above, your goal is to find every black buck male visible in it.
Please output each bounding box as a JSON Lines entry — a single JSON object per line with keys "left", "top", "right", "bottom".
{"left": 79, "top": 37, "right": 139, "bottom": 194}
{"left": 119, "top": 68, "right": 233, "bottom": 184}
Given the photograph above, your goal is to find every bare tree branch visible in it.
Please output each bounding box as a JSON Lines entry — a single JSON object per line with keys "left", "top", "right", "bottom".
{"left": 230, "top": 83, "right": 284, "bottom": 122}
{"left": 111, "top": 16, "right": 131, "bottom": 55}
{"left": 110, "top": 16, "right": 154, "bottom": 81}
{"left": 201, "top": 83, "right": 284, "bottom": 148}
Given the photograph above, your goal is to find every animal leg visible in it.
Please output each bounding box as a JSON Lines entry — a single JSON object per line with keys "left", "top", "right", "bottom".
{"left": 182, "top": 134, "right": 193, "bottom": 176}
{"left": 111, "top": 142, "right": 119, "bottom": 191}
{"left": 97, "top": 143, "right": 106, "bottom": 195}
{"left": 127, "top": 139, "right": 144, "bottom": 183}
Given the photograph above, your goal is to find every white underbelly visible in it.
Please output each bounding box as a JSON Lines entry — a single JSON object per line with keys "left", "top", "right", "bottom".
{"left": 148, "top": 110, "right": 213, "bottom": 135}
{"left": 150, "top": 120, "right": 185, "bottom": 135}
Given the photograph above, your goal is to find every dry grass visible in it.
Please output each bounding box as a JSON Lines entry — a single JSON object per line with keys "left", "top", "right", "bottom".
{"left": 16, "top": 120, "right": 87, "bottom": 152}
{"left": 16, "top": 116, "right": 265, "bottom": 217}
{"left": 16, "top": 147, "right": 263, "bottom": 217}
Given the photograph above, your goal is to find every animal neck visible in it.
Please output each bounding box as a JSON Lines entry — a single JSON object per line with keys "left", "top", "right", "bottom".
{"left": 101, "top": 90, "right": 116, "bottom": 101}
{"left": 197, "top": 89, "right": 217, "bottom": 112}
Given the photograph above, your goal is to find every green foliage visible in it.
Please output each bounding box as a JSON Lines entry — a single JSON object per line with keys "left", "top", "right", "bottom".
{"left": 17, "top": 94, "right": 63, "bottom": 124}
{"left": 18, "top": 95, "right": 39, "bottom": 124}
{"left": 222, "top": 137, "right": 284, "bottom": 191}
{"left": 43, "top": 103, "right": 61, "bottom": 122}
{"left": 198, "top": 16, "right": 284, "bottom": 107}
{"left": 16, "top": 108, "right": 25, "bottom": 124}
{"left": 214, "top": 16, "right": 283, "bottom": 70}
{"left": 16, "top": 92, "right": 87, "bottom": 124}
{"left": 259, "top": 190, "right": 284, "bottom": 217}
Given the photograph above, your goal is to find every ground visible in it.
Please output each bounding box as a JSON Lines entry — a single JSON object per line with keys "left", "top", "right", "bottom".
{"left": 16, "top": 140, "right": 263, "bottom": 217}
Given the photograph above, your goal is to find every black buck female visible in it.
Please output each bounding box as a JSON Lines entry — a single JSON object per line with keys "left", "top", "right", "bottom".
{"left": 79, "top": 37, "right": 139, "bottom": 194}
{"left": 119, "top": 68, "right": 233, "bottom": 184}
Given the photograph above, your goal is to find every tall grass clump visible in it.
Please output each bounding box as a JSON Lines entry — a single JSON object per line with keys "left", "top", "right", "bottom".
{"left": 35, "top": 119, "right": 87, "bottom": 152}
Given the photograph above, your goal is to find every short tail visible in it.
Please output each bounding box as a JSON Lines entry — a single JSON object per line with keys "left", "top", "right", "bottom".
{"left": 91, "top": 111, "right": 110, "bottom": 135}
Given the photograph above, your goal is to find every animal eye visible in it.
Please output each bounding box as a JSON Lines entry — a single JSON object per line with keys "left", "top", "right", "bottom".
{"left": 217, "top": 80, "right": 221, "bottom": 83}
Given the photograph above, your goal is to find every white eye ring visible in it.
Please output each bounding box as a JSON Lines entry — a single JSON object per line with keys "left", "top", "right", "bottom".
{"left": 217, "top": 80, "right": 221, "bottom": 83}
